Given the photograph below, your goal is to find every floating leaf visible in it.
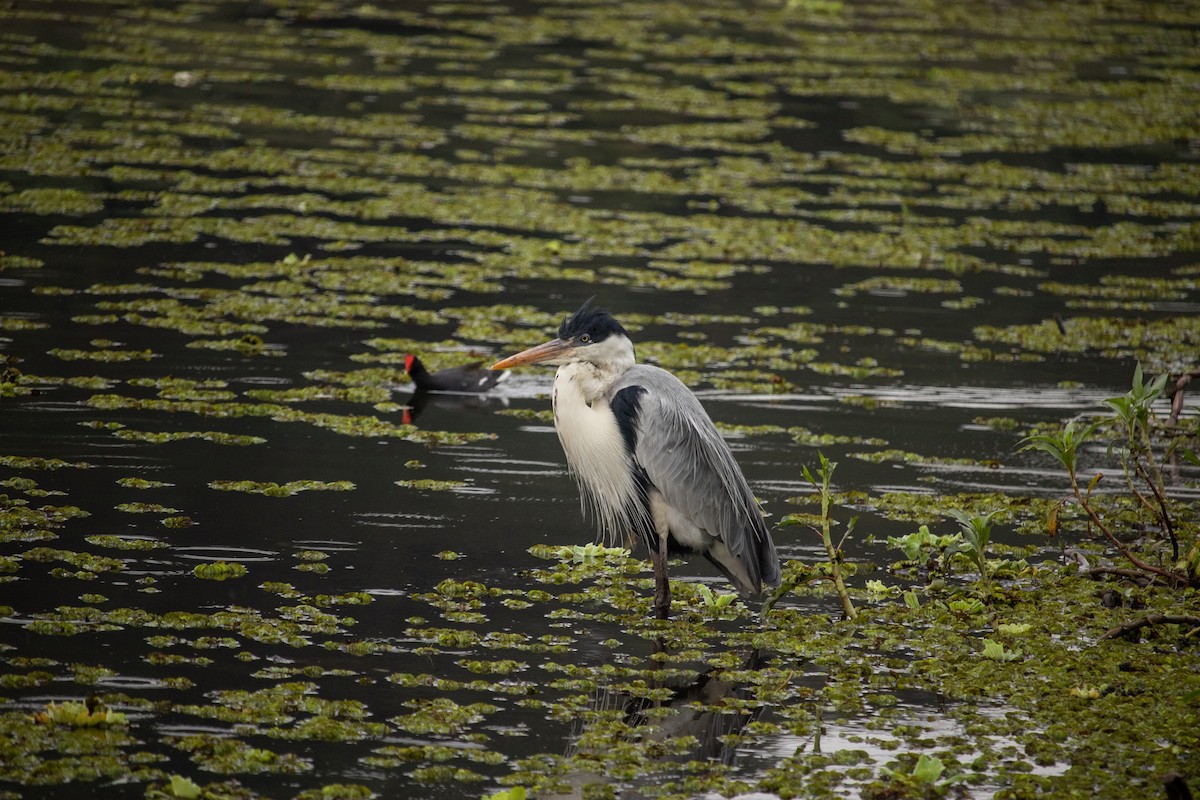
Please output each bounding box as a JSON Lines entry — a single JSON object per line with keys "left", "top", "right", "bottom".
{"left": 209, "top": 479, "right": 355, "bottom": 496}
{"left": 980, "top": 638, "right": 1022, "bottom": 661}
{"left": 32, "top": 699, "right": 127, "bottom": 727}
{"left": 193, "top": 562, "right": 248, "bottom": 581}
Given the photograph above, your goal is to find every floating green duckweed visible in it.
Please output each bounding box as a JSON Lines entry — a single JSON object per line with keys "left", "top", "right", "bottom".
{"left": 395, "top": 479, "right": 468, "bottom": 492}
{"left": 31, "top": 700, "right": 127, "bottom": 728}
{"left": 114, "top": 429, "right": 266, "bottom": 446}
{"left": 0, "top": 455, "right": 91, "bottom": 471}
{"left": 391, "top": 697, "right": 498, "bottom": 737}
{"left": 0, "top": 187, "right": 105, "bottom": 216}
{"left": 115, "top": 502, "right": 182, "bottom": 514}
{"left": 170, "top": 735, "right": 310, "bottom": 775}
{"left": 115, "top": 477, "right": 174, "bottom": 489}
{"left": 48, "top": 347, "right": 156, "bottom": 362}
{"left": 86, "top": 393, "right": 495, "bottom": 446}
{"left": 209, "top": 480, "right": 355, "bottom": 496}
{"left": 84, "top": 535, "right": 165, "bottom": 551}
{"left": 192, "top": 562, "right": 248, "bottom": 581}
{"left": 22, "top": 547, "right": 123, "bottom": 574}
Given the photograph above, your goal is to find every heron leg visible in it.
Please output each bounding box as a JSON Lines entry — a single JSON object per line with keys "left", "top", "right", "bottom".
{"left": 652, "top": 530, "right": 671, "bottom": 620}
{"left": 647, "top": 489, "right": 673, "bottom": 619}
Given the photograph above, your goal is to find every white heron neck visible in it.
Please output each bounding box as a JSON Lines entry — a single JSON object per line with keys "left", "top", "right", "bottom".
{"left": 557, "top": 334, "right": 634, "bottom": 404}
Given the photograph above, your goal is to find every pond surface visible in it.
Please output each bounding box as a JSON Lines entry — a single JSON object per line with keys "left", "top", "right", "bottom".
{"left": 1, "top": 0, "right": 1198, "bottom": 798}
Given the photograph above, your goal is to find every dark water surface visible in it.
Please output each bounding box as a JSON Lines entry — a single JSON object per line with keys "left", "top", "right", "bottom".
{"left": 1, "top": 0, "right": 1198, "bottom": 798}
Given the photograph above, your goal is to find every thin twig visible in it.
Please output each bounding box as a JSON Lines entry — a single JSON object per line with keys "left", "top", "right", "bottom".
{"left": 1166, "top": 370, "right": 1200, "bottom": 426}
{"left": 1130, "top": 454, "right": 1178, "bottom": 560}
{"left": 1100, "top": 614, "right": 1200, "bottom": 640}
{"left": 1070, "top": 473, "right": 1187, "bottom": 587}
{"left": 1084, "top": 566, "right": 1156, "bottom": 584}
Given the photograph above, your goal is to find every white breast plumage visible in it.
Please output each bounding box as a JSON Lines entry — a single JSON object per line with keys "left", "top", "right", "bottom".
{"left": 552, "top": 362, "right": 645, "bottom": 542}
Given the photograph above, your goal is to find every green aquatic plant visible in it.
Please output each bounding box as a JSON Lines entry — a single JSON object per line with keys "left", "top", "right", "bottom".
{"left": 778, "top": 452, "right": 857, "bottom": 619}
{"left": 1021, "top": 365, "right": 1197, "bottom": 588}
{"left": 115, "top": 502, "right": 181, "bottom": 514}
{"left": 209, "top": 479, "right": 355, "bottom": 496}
{"left": 166, "top": 775, "right": 201, "bottom": 799}
{"left": 391, "top": 697, "right": 497, "bottom": 736}
{"left": 0, "top": 455, "right": 92, "bottom": 471}
{"left": 868, "top": 753, "right": 958, "bottom": 799}
{"left": 697, "top": 584, "right": 736, "bottom": 610}
{"left": 31, "top": 699, "right": 127, "bottom": 727}
{"left": 979, "top": 638, "right": 1022, "bottom": 662}
{"left": 395, "top": 479, "right": 468, "bottom": 492}
{"left": 554, "top": 543, "right": 630, "bottom": 563}
{"left": 84, "top": 535, "right": 165, "bottom": 550}
{"left": 192, "top": 562, "right": 248, "bottom": 581}
{"left": 887, "top": 524, "right": 961, "bottom": 566}
{"left": 116, "top": 477, "right": 174, "bottom": 489}
{"left": 947, "top": 508, "right": 999, "bottom": 583}
{"left": 1102, "top": 365, "right": 1181, "bottom": 558}
{"left": 294, "top": 785, "right": 377, "bottom": 800}
{"left": 171, "top": 734, "right": 310, "bottom": 775}
{"left": 22, "top": 547, "right": 123, "bottom": 575}
{"left": 113, "top": 429, "right": 265, "bottom": 446}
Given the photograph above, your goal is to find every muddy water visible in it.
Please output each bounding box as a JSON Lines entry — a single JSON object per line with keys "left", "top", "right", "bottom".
{"left": 1, "top": 0, "right": 1197, "bottom": 798}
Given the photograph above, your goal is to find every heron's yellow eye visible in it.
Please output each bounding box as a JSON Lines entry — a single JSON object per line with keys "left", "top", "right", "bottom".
{"left": 579, "top": 334, "right": 591, "bottom": 343}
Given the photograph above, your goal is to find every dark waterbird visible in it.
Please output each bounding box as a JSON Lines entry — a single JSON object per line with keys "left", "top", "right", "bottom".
{"left": 491, "top": 299, "right": 781, "bottom": 618}
{"left": 404, "top": 353, "right": 504, "bottom": 393}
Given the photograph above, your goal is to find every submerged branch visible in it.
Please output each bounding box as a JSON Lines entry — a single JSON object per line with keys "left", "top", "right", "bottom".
{"left": 1069, "top": 473, "right": 1188, "bottom": 588}
{"left": 1166, "top": 369, "right": 1200, "bottom": 427}
{"left": 1100, "top": 614, "right": 1200, "bottom": 640}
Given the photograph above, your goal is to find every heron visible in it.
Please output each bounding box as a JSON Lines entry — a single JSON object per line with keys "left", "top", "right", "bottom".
{"left": 491, "top": 299, "right": 781, "bottom": 618}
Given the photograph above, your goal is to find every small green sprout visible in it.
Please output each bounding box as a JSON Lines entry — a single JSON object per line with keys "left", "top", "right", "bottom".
{"left": 980, "top": 638, "right": 1022, "bottom": 661}
{"left": 32, "top": 699, "right": 127, "bottom": 727}
{"left": 866, "top": 579, "right": 900, "bottom": 597}
{"left": 878, "top": 752, "right": 959, "bottom": 794}
{"left": 911, "top": 753, "right": 946, "bottom": 784}
{"left": 947, "top": 508, "right": 999, "bottom": 582}
{"left": 887, "top": 525, "right": 960, "bottom": 563}
{"left": 556, "top": 543, "right": 630, "bottom": 562}
{"left": 946, "top": 597, "right": 984, "bottom": 616}
{"left": 697, "top": 584, "right": 735, "bottom": 609}
{"left": 193, "top": 561, "right": 248, "bottom": 581}
{"left": 168, "top": 775, "right": 202, "bottom": 799}
{"left": 484, "top": 788, "right": 526, "bottom": 800}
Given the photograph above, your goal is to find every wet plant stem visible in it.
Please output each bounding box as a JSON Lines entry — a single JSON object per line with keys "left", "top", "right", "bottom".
{"left": 804, "top": 453, "right": 857, "bottom": 620}
{"left": 1023, "top": 366, "right": 1193, "bottom": 588}
{"left": 1127, "top": 452, "right": 1177, "bottom": 560}
{"left": 1069, "top": 471, "right": 1185, "bottom": 587}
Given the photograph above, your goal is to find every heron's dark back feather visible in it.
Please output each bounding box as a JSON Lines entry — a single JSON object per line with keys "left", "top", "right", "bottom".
{"left": 605, "top": 364, "right": 781, "bottom": 594}
{"left": 610, "top": 385, "right": 645, "bottom": 453}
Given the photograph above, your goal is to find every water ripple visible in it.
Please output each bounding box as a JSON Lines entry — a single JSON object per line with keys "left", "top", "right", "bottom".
{"left": 173, "top": 546, "right": 279, "bottom": 562}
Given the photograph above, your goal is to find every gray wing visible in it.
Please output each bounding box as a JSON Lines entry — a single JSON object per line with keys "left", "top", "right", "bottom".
{"left": 609, "top": 365, "right": 780, "bottom": 592}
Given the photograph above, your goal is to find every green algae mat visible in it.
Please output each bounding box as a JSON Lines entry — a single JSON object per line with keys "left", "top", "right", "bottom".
{"left": 0, "top": 0, "right": 1198, "bottom": 798}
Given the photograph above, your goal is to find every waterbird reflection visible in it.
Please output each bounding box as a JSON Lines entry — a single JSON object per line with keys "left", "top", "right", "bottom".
{"left": 399, "top": 387, "right": 509, "bottom": 424}
{"left": 547, "top": 646, "right": 769, "bottom": 799}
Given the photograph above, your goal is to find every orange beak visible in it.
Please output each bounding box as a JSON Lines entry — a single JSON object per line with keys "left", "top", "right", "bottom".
{"left": 491, "top": 338, "right": 575, "bottom": 370}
